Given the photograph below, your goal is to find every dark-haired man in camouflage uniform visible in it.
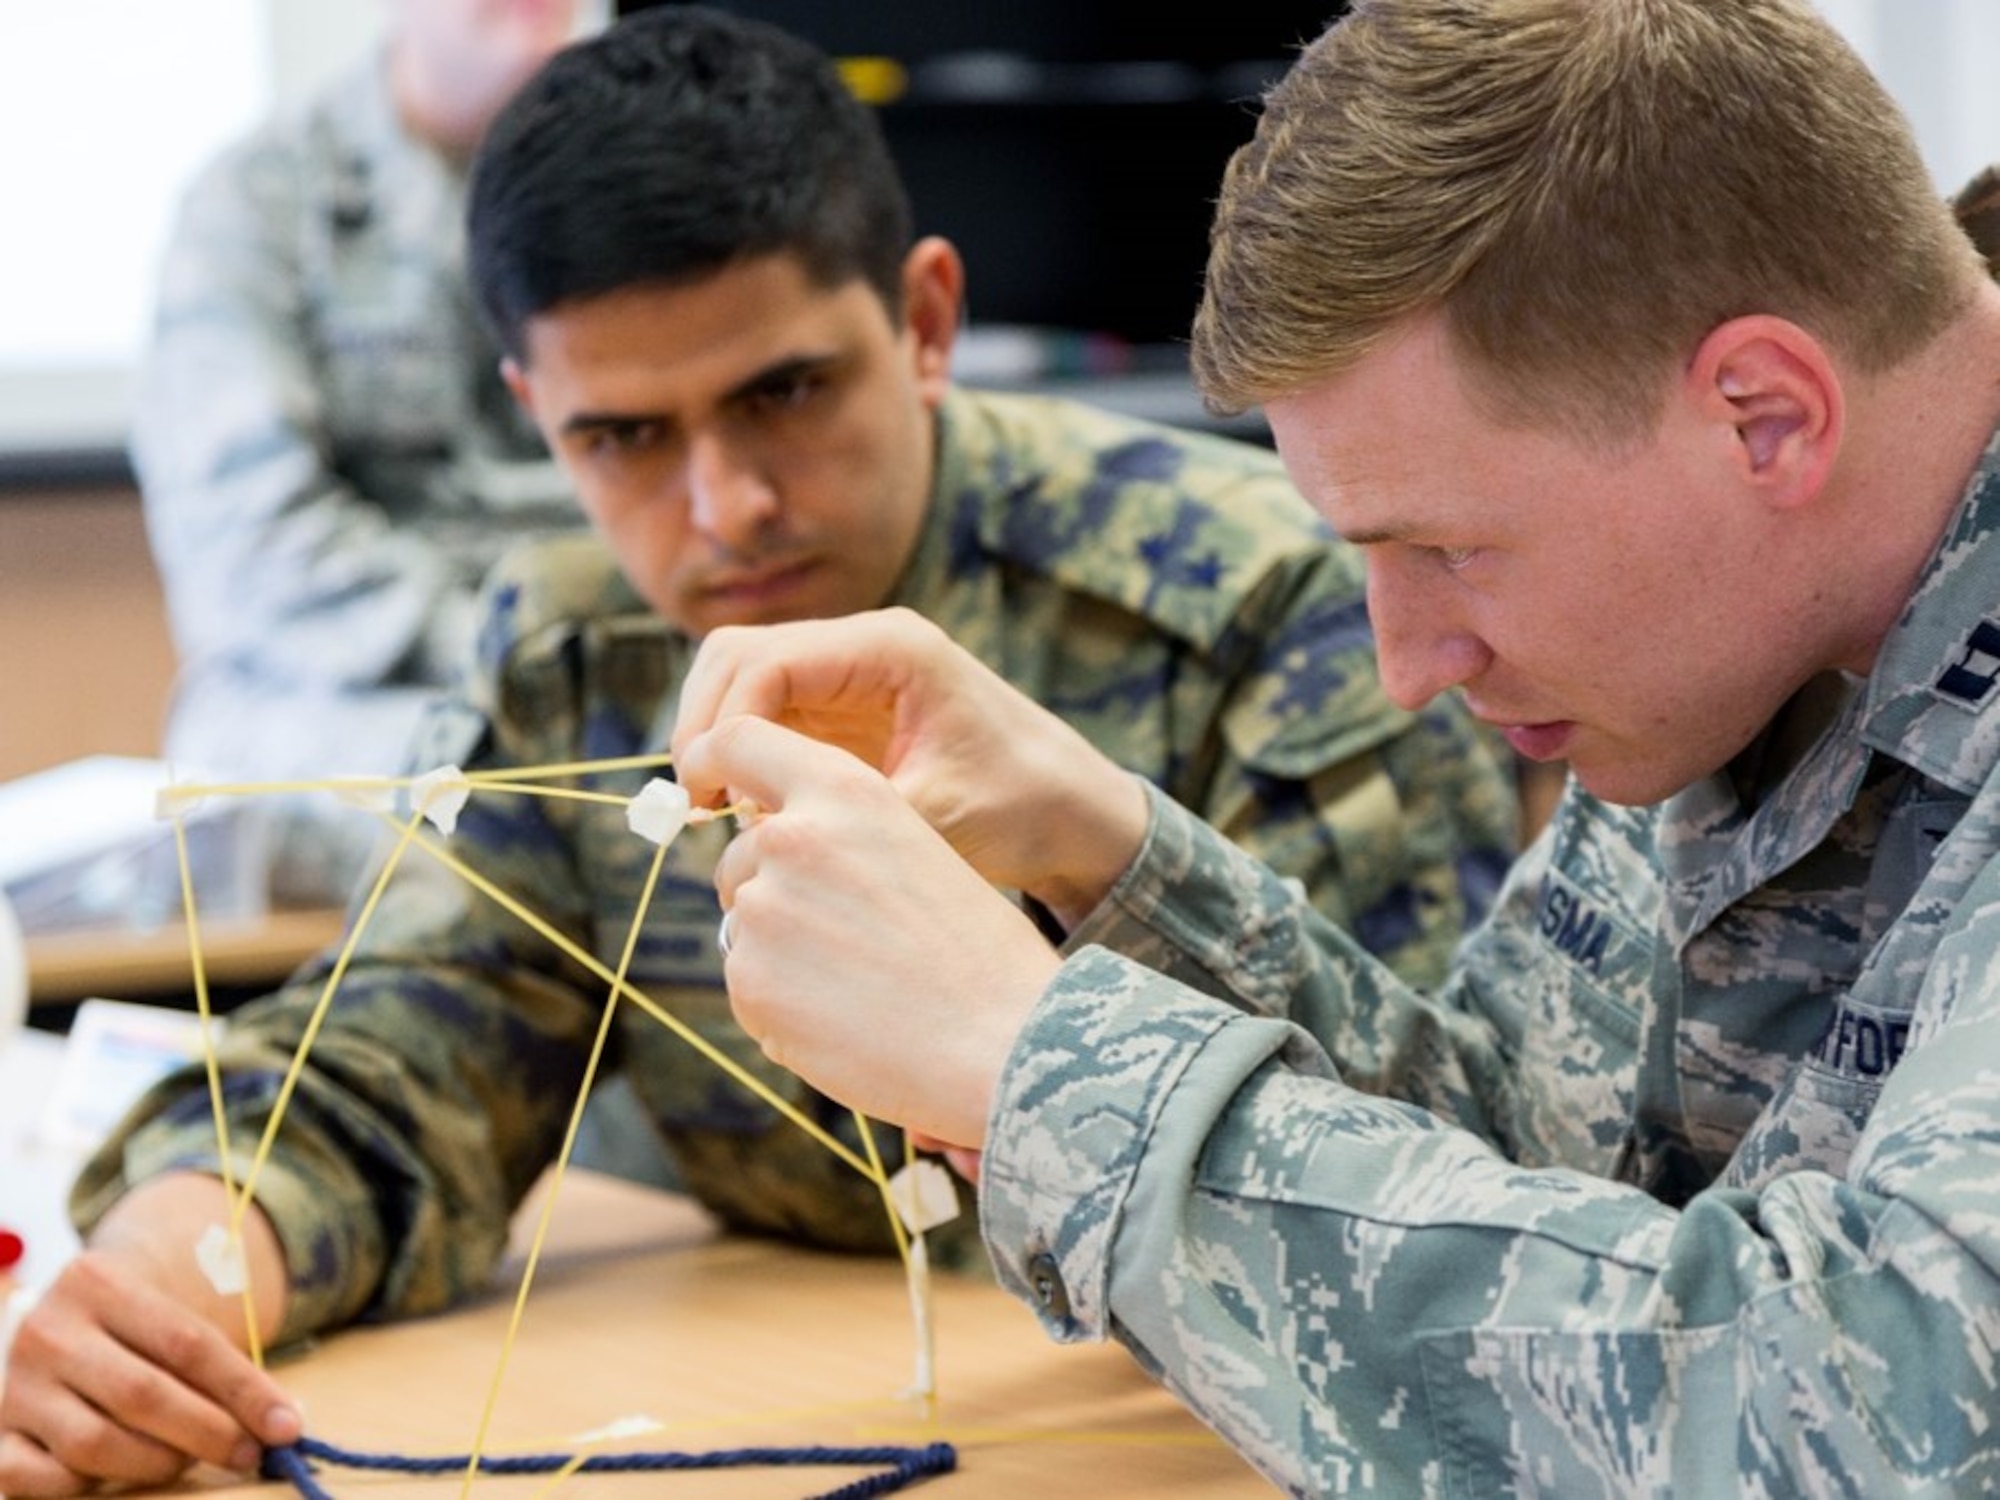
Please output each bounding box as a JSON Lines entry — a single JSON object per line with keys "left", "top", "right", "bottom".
{"left": 0, "top": 10, "right": 1518, "bottom": 1491}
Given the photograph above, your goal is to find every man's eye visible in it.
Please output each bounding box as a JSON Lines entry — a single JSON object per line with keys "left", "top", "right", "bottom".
{"left": 586, "top": 422, "right": 659, "bottom": 456}
{"left": 749, "top": 375, "right": 823, "bottom": 414}
{"left": 1436, "top": 546, "right": 1477, "bottom": 571}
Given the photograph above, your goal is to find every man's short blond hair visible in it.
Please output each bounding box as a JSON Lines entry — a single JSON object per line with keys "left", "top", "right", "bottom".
{"left": 1192, "top": 0, "right": 1984, "bottom": 445}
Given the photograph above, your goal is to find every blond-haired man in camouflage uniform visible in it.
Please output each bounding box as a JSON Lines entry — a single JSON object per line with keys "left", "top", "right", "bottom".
{"left": 0, "top": 10, "right": 1518, "bottom": 1493}
{"left": 659, "top": 2, "right": 2000, "bottom": 1494}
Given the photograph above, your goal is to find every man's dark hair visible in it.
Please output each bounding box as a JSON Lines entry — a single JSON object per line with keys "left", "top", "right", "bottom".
{"left": 467, "top": 4, "right": 914, "bottom": 360}
{"left": 1955, "top": 164, "right": 2000, "bottom": 278}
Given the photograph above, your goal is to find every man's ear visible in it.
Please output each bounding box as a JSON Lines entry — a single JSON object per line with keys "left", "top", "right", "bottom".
{"left": 500, "top": 356, "right": 536, "bottom": 418}
{"left": 900, "top": 236, "right": 964, "bottom": 404}
{"left": 1687, "top": 315, "right": 1843, "bottom": 507}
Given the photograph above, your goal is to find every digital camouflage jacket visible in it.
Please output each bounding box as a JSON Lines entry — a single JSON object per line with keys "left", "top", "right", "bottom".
{"left": 984, "top": 430, "right": 2000, "bottom": 1496}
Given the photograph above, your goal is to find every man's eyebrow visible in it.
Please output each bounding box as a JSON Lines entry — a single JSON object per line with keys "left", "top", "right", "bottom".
{"left": 555, "top": 351, "right": 844, "bottom": 438}
{"left": 1331, "top": 523, "right": 1415, "bottom": 547}
{"left": 726, "top": 351, "right": 839, "bottom": 401}
{"left": 560, "top": 409, "right": 660, "bottom": 436}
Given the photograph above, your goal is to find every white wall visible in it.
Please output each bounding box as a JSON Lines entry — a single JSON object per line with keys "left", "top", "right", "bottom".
{"left": 1816, "top": 0, "right": 2000, "bottom": 198}
{"left": 266, "top": 0, "right": 390, "bottom": 105}
{"left": 0, "top": 2, "right": 386, "bottom": 459}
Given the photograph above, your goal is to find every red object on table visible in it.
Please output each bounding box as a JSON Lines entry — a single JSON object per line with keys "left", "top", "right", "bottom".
{"left": 0, "top": 1228, "right": 23, "bottom": 1271}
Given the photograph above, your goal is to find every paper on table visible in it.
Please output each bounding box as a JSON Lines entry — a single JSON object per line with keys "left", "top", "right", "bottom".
{"left": 35, "top": 997, "right": 218, "bottom": 1156}
{"left": 0, "top": 756, "right": 269, "bottom": 932}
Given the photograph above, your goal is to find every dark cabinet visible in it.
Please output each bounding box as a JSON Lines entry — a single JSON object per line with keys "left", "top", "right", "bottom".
{"left": 619, "top": 3, "right": 1345, "bottom": 432}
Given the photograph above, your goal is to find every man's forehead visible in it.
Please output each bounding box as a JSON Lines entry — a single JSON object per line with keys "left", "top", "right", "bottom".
{"left": 1263, "top": 317, "right": 1578, "bottom": 541}
{"left": 517, "top": 268, "right": 868, "bottom": 405}
{"left": 1265, "top": 390, "right": 1434, "bottom": 533}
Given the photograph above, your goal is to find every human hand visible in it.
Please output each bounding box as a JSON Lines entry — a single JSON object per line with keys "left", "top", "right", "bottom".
{"left": 909, "top": 1133, "right": 983, "bottom": 1185}
{"left": 679, "top": 714, "right": 1064, "bottom": 1150}
{"left": 671, "top": 608, "right": 1149, "bottom": 927}
{"left": 0, "top": 1175, "right": 300, "bottom": 1496}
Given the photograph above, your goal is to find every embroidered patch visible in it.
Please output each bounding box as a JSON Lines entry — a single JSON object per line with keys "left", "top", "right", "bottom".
{"left": 1534, "top": 877, "right": 1614, "bottom": 977}
{"left": 1806, "top": 998, "right": 1910, "bottom": 1081}
{"left": 1931, "top": 616, "right": 2000, "bottom": 708}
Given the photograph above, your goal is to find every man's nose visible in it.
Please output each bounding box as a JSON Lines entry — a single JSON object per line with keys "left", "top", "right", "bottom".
{"left": 685, "top": 430, "right": 780, "bottom": 548}
{"left": 1365, "top": 553, "right": 1492, "bottom": 711}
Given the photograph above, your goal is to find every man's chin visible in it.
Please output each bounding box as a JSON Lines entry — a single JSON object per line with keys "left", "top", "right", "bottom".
{"left": 1566, "top": 754, "right": 1707, "bottom": 809}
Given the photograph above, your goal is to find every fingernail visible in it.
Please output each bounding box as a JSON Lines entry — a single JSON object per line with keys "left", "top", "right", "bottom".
{"left": 229, "top": 1438, "right": 263, "bottom": 1473}
{"left": 267, "top": 1403, "right": 304, "bottom": 1440}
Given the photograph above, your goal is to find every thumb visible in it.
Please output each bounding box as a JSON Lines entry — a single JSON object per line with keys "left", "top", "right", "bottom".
{"left": 676, "top": 714, "right": 874, "bottom": 814}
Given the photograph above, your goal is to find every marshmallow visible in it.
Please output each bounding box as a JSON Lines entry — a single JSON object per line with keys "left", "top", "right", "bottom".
{"left": 410, "top": 765, "right": 472, "bottom": 835}
{"left": 625, "top": 779, "right": 692, "bottom": 847}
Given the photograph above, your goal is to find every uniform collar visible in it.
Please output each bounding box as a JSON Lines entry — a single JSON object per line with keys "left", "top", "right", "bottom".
{"left": 1859, "top": 427, "right": 2000, "bottom": 797}
{"left": 881, "top": 388, "right": 979, "bottom": 621}
{"left": 1657, "top": 423, "right": 2000, "bottom": 940}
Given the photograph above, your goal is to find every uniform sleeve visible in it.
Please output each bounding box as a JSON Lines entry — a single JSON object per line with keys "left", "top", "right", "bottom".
{"left": 68, "top": 710, "right": 606, "bottom": 1343}
{"left": 979, "top": 790, "right": 2000, "bottom": 1496}
{"left": 130, "top": 129, "right": 470, "bottom": 775}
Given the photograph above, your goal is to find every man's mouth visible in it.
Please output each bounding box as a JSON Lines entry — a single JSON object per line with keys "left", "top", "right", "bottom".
{"left": 703, "top": 557, "right": 818, "bottom": 607}
{"left": 1495, "top": 720, "right": 1575, "bottom": 762}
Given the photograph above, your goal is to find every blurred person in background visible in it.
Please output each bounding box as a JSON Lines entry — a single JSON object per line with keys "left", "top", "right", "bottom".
{"left": 132, "top": 0, "right": 603, "bottom": 903}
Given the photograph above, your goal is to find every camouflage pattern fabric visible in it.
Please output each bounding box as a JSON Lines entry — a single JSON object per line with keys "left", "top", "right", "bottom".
{"left": 981, "top": 431, "right": 2000, "bottom": 1494}
{"left": 132, "top": 48, "right": 581, "bottom": 787}
{"left": 73, "top": 386, "right": 1519, "bottom": 1345}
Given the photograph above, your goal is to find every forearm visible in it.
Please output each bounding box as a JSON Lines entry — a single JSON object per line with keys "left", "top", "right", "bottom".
{"left": 67, "top": 1067, "right": 391, "bottom": 1347}
{"left": 1013, "top": 765, "right": 1151, "bottom": 933}
{"left": 86, "top": 1174, "right": 287, "bottom": 1354}
{"left": 67, "top": 964, "right": 579, "bottom": 1342}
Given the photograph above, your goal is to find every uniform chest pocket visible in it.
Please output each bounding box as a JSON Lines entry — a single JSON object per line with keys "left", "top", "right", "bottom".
{"left": 1490, "top": 867, "right": 1650, "bottom": 1174}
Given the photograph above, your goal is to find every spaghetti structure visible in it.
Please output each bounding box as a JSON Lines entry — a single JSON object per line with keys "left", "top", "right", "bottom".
{"left": 155, "top": 754, "right": 961, "bottom": 1498}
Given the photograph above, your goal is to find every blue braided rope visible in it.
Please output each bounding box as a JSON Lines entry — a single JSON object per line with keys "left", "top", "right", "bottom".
{"left": 260, "top": 1433, "right": 957, "bottom": 1499}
